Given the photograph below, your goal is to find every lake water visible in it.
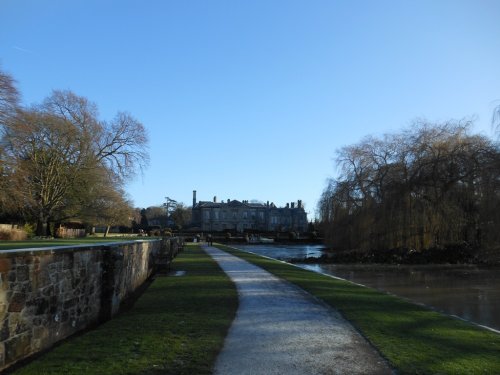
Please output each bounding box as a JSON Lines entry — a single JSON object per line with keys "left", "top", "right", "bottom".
{"left": 239, "top": 244, "right": 500, "bottom": 332}
{"left": 237, "top": 244, "right": 325, "bottom": 261}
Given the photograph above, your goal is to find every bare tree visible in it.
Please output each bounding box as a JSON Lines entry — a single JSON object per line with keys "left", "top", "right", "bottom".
{"left": 319, "top": 120, "right": 500, "bottom": 258}
{"left": 1, "top": 89, "right": 149, "bottom": 235}
{"left": 0, "top": 68, "right": 21, "bottom": 220}
{"left": 170, "top": 203, "right": 192, "bottom": 229}
{"left": 0, "top": 67, "right": 19, "bottom": 125}
{"left": 81, "top": 181, "right": 133, "bottom": 237}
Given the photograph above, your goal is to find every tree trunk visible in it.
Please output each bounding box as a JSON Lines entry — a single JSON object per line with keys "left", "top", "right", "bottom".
{"left": 104, "top": 225, "right": 111, "bottom": 238}
{"left": 36, "top": 213, "right": 48, "bottom": 237}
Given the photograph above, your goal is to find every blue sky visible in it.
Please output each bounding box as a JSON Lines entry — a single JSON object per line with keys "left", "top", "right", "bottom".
{"left": 2, "top": 0, "right": 500, "bottom": 219}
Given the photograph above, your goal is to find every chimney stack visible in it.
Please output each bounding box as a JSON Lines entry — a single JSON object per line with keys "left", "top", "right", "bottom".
{"left": 213, "top": 196, "right": 217, "bottom": 203}
{"left": 193, "top": 190, "right": 197, "bottom": 207}
{"left": 291, "top": 202, "right": 295, "bottom": 209}
{"left": 298, "top": 200, "right": 302, "bottom": 209}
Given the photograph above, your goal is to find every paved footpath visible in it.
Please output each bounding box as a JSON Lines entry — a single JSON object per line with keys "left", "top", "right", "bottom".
{"left": 204, "top": 246, "right": 393, "bottom": 375}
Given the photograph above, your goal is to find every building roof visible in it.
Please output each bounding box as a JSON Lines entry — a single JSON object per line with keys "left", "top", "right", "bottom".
{"left": 196, "top": 200, "right": 266, "bottom": 209}
{"left": 194, "top": 200, "right": 302, "bottom": 210}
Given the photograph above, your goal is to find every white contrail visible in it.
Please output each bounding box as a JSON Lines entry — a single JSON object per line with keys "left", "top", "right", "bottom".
{"left": 13, "top": 46, "right": 33, "bottom": 54}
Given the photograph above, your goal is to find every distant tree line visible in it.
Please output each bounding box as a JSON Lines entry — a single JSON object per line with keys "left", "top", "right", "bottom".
{"left": 318, "top": 119, "right": 500, "bottom": 260}
{"left": 0, "top": 67, "right": 149, "bottom": 236}
{"left": 132, "top": 204, "right": 192, "bottom": 233}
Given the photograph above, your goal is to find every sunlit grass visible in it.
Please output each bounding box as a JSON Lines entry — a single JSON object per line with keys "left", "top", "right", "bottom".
{"left": 217, "top": 244, "right": 500, "bottom": 375}
{"left": 0, "top": 237, "right": 140, "bottom": 251}
{"left": 13, "top": 244, "right": 238, "bottom": 375}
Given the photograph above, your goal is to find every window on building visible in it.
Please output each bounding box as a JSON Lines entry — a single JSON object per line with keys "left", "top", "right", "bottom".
{"left": 243, "top": 211, "right": 248, "bottom": 219}
{"left": 204, "top": 210, "right": 210, "bottom": 220}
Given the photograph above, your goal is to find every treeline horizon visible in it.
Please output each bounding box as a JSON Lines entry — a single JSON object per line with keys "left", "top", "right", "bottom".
{"left": 318, "top": 118, "right": 500, "bottom": 261}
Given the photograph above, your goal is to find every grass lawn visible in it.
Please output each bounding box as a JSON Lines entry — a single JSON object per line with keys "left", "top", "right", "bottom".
{"left": 12, "top": 244, "right": 238, "bottom": 375}
{"left": 0, "top": 237, "right": 143, "bottom": 251}
{"left": 217, "top": 244, "right": 500, "bottom": 375}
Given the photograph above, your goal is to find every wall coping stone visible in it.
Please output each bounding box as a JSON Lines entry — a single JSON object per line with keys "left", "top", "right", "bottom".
{"left": 0, "top": 239, "right": 162, "bottom": 257}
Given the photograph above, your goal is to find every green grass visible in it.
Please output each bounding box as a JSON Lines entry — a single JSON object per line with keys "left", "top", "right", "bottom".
{"left": 0, "top": 237, "right": 140, "bottom": 251}
{"left": 217, "top": 244, "right": 500, "bottom": 375}
{"left": 13, "top": 244, "right": 238, "bottom": 375}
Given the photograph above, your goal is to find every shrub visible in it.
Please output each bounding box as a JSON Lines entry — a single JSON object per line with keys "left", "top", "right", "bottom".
{"left": 23, "top": 223, "right": 35, "bottom": 238}
{"left": 0, "top": 230, "right": 9, "bottom": 240}
{"left": 0, "top": 228, "right": 27, "bottom": 240}
{"left": 150, "top": 229, "right": 161, "bottom": 237}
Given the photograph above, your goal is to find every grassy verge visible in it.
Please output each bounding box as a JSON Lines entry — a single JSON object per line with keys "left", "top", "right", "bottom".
{"left": 217, "top": 244, "right": 500, "bottom": 375}
{"left": 13, "top": 244, "right": 238, "bottom": 375}
{"left": 0, "top": 237, "right": 141, "bottom": 251}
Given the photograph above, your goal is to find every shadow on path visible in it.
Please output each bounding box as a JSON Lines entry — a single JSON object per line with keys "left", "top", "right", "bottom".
{"left": 204, "top": 246, "right": 393, "bottom": 375}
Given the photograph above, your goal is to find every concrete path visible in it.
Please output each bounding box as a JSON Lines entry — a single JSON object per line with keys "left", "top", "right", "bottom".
{"left": 204, "top": 246, "right": 393, "bottom": 375}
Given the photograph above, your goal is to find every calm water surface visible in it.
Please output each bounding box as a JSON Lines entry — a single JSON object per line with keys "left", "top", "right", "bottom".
{"left": 240, "top": 244, "right": 500, "bottom": 332}
{"left": 237, "top": 244, "right": 325, "bottom": 260}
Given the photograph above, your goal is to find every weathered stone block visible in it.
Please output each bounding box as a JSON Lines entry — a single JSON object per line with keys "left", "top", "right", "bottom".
{"left": 63, "top": 298, "right": 77, "bottom": 309}
{"left": 41, "top": 285, "right": 54, "bottom": 297}
{"left": 4, "top": 333, "right": 32, "bottom": 364}
{"left": 61, "top": 311, "right": 69, "bottom": 323}
{"left": 15, "top": 266, "right": 29, "bottom": 282}
{"left": 8, "top": 293, "right": 25, "bottom": 313}
{"left": 62, "top": 254, "right": 74, "bottom": 270}
{"left": 0, "top": 342, "right": 5, "bottom": 368}
{"left": 7, "top": 272, "right": 16, "bottom": 283}
{"left": 0, "top": 319, "right": 9, "bottom": 341}
{"left": 34, "top": 298, "right": 49, "bottom": 316}
{"left": 33, "top": 268, "right": 51, "bottom": 290}
{"left": 0, "top": 259, "right": 11, "bottom": 274}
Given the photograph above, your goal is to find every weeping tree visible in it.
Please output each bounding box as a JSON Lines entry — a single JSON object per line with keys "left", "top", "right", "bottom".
{"left": 319, "top": 120, "right": 500, "bottom": 255}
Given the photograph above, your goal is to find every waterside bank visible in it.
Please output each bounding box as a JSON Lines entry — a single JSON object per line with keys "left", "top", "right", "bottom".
{"left": 290, "top": 244, "right": 486, "bottom": 265}
{"left": 218, "top": 244, "right": 500, "bottom": 374}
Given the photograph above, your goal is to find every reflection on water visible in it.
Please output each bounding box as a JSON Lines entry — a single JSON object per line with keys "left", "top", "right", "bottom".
{"left": 240, "top": 245, "right": 500, "bottom": 332}
{"left": 237, "top": 244, "right": 325, "bottom": 261}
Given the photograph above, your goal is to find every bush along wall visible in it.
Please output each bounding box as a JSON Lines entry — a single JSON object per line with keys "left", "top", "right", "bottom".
{"left": 0, "top": 238, "right": 182, "bottom": 371}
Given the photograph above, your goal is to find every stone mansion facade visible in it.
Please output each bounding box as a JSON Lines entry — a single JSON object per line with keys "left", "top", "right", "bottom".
{"left": 191, "top": 191, "right": 308, "bottom": 233}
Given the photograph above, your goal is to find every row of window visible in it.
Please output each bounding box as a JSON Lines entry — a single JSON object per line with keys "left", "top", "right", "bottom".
{"left": 202, "top": 212, "right": 306, "bottom": 226}
{"left": 203, "top": 209, "right": 267, "bottom": 221}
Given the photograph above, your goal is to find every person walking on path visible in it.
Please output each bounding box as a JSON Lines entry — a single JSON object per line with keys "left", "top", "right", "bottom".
{"left": 204, "top": 246, "right": 393, "bottom": 375}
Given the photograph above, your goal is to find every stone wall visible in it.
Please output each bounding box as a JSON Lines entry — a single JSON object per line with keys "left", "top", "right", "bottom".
{"left": 0, "top": 238, "right": 181, "bottom": 371}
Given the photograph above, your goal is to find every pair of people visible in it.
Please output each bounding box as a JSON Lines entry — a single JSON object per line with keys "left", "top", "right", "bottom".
{"left": 207, "top": 234, "right": 213, "bottom": 246}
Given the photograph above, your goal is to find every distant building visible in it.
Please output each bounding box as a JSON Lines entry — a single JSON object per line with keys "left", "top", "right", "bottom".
{"left": 191, "top": 191, "right": 308, "bottom": 233}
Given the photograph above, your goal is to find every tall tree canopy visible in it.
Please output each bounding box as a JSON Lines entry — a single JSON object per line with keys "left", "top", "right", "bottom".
{"left": 318, "top": 120, "right": 500, "bottom": 256}
{"left": 0, "top": 70, "right": 149, "bottom": 236}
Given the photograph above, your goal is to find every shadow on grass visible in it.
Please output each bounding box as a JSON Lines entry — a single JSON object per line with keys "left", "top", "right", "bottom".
{"left": 12, "top": 245, "right": 238, "bottom": 375}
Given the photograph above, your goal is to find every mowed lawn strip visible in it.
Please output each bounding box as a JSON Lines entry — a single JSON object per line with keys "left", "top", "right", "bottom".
{"left": 0, "top": 238, "right": 139, "bottom": 251}
{"left": 13, "top": 244, "right": 238, "bottom": 375}
{"left": 217, "top": 244, "right": 500, "bottom": 375}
